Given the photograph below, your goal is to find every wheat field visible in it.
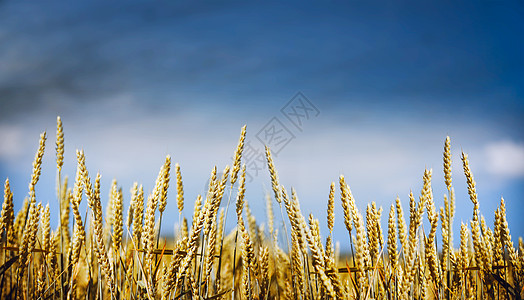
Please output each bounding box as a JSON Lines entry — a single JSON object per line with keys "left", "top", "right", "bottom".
{"left": 0, "top": 117, "right": 522, "bottom": 300}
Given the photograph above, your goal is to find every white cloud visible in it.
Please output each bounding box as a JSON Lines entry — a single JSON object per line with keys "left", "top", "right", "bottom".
{"left": 0, "top": 125, "right": 24, "bottom": 159}
{"left": 484, "top": 140, "right": 524, "bottom": 177}
{"left": 1, "top": 96, "right": 523, "bottom": 243}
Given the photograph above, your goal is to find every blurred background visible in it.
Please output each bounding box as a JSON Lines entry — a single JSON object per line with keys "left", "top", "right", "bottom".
{"left": 0, "top": 0, "right": 523, "bottom": 249}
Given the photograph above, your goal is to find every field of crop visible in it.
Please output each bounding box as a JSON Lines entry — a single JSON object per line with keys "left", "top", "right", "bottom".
{"left": 0, "top": 116, "right": 522, "bottom": 299}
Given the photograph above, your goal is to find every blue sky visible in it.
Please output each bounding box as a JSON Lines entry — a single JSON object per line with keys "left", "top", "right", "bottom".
{"left": 0, "top": 0, "right": 523, "bottom": 248}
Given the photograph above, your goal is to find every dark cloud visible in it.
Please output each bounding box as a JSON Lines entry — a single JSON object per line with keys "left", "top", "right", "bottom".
{"left": 0, "top": 0, "right": 522, "bottom": 122}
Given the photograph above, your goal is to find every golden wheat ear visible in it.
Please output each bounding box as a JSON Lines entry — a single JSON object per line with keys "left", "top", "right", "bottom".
{"left": 0, "top": 178, "right": 14, "bottom": 239}
{"left": 56, "top": 116, "right": 64, "bottom": 171}
{"left": 265, "top": 146, "right": 281, "bottom": 204}
{"left": 231, "top": 125, "right": 246, "bottom": 186}
{"left": 175, "top": 163, "right": 184, "bottom": 214}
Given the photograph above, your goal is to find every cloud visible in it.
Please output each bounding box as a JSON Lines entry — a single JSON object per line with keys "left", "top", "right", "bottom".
{"left": 1, "top": 95, "right": 523, "bottom": 242}
{"left": 1, "top": 0, "right": 522, "bottom": 125}
{"left": 0, "top": 125, "right": 24, "bottom": 159}
{"left": 484, "top": 140, "right": 524, "bottom": 178}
